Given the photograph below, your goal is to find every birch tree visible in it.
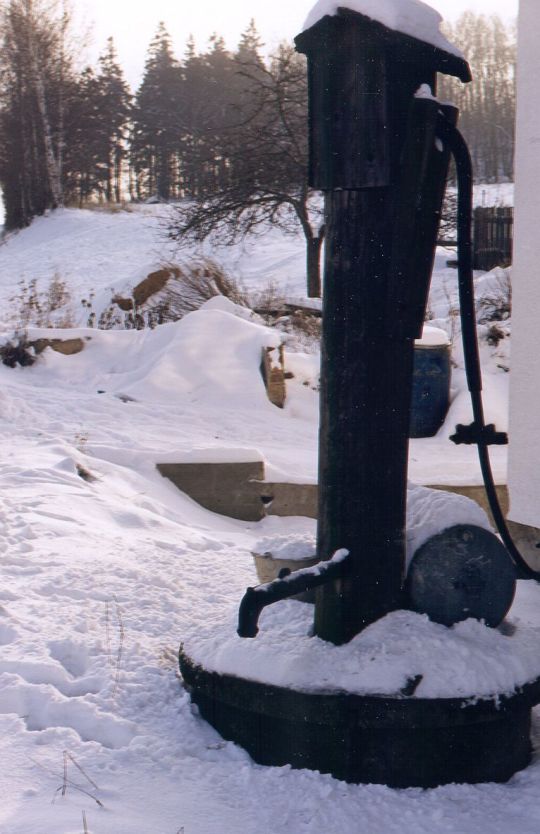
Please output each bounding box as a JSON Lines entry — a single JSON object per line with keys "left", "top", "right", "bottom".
{"left": 0, "top": 0, "right": 77, "bottom": 226}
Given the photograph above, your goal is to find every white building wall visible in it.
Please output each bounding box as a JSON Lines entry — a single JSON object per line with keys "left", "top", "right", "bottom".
{"left": 507, "top": 0, "right": 540, "bottom": 526}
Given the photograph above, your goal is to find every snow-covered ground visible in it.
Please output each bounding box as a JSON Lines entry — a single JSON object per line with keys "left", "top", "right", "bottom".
{"left": 3, "top": 192, "right": 539, "bottom": 834}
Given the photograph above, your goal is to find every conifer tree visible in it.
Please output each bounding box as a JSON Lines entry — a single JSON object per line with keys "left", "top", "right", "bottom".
{"left": 235, "top": 19, "right": 264, "bottom": 65}
{"left": 177, "top": 36, "right": 207, "bottom": 197}
{"left": 66, "top": 66, "right": 103, "bottom": 205}
{"left": 131, "top": 23, "right": 183, "bottom": 201}
{"left": 95, "top": 38, "right": 131, "bottom": 203}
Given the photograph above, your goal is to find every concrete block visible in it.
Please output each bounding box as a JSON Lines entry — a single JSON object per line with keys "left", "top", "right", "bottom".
{"left": 260, "top": 482, "right": 318, "bottom": 518}
{"left": 157, "top": 461, "right": 266, "bottom": 521}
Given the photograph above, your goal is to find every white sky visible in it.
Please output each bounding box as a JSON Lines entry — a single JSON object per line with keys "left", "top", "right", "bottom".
{"left": 74, "top": 0, "right": 518, "bottom": 88}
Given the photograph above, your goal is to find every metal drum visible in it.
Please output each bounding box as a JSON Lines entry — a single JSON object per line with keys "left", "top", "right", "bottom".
{"left": 406, "top": 524, "right": 516, "bottom": 627}
{"left": 410, "top": 328, "right": 451, "bottom": 438}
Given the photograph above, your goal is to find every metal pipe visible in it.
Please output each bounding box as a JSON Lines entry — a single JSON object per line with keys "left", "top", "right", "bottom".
{"left": 237, "top": 549, "right": 350, "bottom": 638}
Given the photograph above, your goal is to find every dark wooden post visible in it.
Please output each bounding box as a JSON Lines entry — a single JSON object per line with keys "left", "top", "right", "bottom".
{"left": 296, "top": 10, "right": 470, "bottom": 645}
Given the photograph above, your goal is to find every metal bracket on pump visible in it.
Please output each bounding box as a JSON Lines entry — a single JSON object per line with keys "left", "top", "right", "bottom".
{"left": 450, "top": 423, "right": 508, "bottom": 446}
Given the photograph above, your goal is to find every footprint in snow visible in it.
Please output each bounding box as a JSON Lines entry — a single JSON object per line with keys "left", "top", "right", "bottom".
{"left": 0, "top": 658, "right": 102, "bottom": 698}
{"left": 48, "top": 637, "right": 90, "bottom": 678}
{"left": 0, "top": 679, "right": 136, "bottom": 748}
{"left": 0, "top": 621, "right": 19, "bottom": 645}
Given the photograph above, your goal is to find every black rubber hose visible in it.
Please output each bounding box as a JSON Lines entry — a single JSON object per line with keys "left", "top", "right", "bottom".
{"left": 437, "top": 114, "right": 540, "bottom": 582}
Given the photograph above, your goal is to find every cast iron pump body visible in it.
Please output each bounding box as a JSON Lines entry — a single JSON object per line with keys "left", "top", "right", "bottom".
{"left": 296, "top": 9, "right": 471, "bottom": 645}
{"left": 237, "top": 10, "right": 481, "bottom": 645}
{"left": 237, "top": 10, "right": 524, "bottom": 645}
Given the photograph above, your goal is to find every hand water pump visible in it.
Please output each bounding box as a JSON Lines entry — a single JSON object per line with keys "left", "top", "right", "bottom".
{"left": 238, "top": 7, "right": 534, "bottom": 643}
{"left": 180, "top": 4, "right": 540, "bottom": 789}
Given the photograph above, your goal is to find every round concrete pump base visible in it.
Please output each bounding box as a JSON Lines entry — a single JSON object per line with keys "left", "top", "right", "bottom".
{"left": 179, "top": 649, "right": 540, "bottom": 788}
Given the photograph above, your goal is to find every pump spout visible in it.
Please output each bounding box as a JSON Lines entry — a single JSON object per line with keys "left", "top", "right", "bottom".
{"left": 238, "top": 549, "right": 350, "bottom": 638}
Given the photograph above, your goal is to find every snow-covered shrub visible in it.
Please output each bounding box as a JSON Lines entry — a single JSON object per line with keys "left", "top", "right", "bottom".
{"left": 476, "top": 268, "right": 511, "bottom": 323}
{"left": 0, "top": 332, "right": 36, "bottom": 367}
{"left": 270, "top": 310, "right": 321, "bottom": 352}
{"left": 250, "top": 282, "right": 321, "bottom": 351}
{"left": 103, "top": 259, "right": 249, "bottom": 330}
{"left": 485, "top": 322, "right": 508, "bottom": 347}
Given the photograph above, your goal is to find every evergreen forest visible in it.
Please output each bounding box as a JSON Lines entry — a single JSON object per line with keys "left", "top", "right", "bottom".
{"left": 0, "top": 0, "right": 517, "bottom": 234}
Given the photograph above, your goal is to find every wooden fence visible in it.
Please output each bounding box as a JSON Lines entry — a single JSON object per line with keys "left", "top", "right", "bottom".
{"left": 473, "top": 206, "right": 513, "bottom": 271}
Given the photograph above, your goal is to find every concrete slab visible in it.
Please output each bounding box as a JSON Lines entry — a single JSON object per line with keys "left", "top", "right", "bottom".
{"left": 157, "top": 461, "right": 266, "bottom": 522}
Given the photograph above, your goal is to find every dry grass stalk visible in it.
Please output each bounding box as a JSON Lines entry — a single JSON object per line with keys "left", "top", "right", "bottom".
{"left": 8, "top": 274, "right": 74, "bottom": 329}
{"left": 66, "top": 752, "right": 100, "bottom": 792}
{"left": 62, "top": 750, "right": 68, "bottom": 797}
{"left": 112, "top": 595, "right": 125, "bottom": 697}
{"left": 28, "top": 754, "right": 104, "bottom": 808}
{"left": 105, "top": 600, "right": 112, "bottom": 668}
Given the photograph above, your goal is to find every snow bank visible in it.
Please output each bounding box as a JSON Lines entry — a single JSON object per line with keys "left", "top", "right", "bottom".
{"left": 302, "top": 0, "right": 463, "bottom": 59}
{"left": 0, "top": 207, "right": 309, "bottom": 330}
{"left": 25, "top": 305, "right": 281, "bottom": 410}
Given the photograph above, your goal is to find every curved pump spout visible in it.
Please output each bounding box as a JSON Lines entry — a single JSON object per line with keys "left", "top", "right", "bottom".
{"left": 237, "top": 549, "right": 350, "bottom": 638}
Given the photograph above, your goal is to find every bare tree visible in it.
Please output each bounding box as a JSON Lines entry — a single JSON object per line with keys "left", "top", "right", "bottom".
{"left": 439, "top": 13, "right": 516, "bottom": 182}
{"left": 168, "top": 43, "right": 324, "bottom": 298}
{"left": 0, "top": 0, "right": 78, "bottom": 225}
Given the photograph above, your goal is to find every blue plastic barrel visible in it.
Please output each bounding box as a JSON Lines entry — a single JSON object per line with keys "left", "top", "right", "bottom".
{"left": 410, "top": 330, "right": 451, "bottom": 438}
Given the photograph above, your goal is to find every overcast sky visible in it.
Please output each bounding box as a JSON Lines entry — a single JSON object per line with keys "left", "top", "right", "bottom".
{"left": 74, "top": 0, "right": 518, "bottom": 87}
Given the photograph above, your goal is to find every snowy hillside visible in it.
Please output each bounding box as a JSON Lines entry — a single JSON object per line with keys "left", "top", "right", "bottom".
{"left": 2, "top": 199, "right": 539, "bottom": 834}
{"left": 0, "top": 181, "right": 513, "bottom": 329}
{"left": 0, "top": 206, "right": 308, "bottom": 332}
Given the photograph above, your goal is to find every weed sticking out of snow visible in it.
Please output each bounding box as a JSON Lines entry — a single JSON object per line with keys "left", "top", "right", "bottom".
{"left": 7, "top": 274, "right": 75, "bottom": 330}
{"left": 28, "top": 751, "right": 104, "bottom": 808}
{"left": 476, "top": 267, "right": 512, "bottom": 323}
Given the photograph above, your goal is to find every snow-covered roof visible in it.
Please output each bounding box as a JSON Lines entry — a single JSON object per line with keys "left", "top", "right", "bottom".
{"left": 302, "top": 0, "right": 464, "bottom": 60}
